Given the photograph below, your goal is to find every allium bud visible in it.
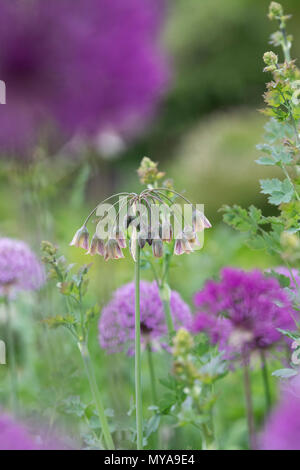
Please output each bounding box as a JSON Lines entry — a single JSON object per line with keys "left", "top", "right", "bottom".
{"left": 174, "top": 234, "right": 193, "bottom": 255}
{"left": 87, "top": 233, "right": 105, "bottom": 256}
{"left": 69, "top": 225, "right": 89, "bottom": 250}
{"left": 115, "top": 228, "right": 127, "bottom": 249}
{"left": 138, "top": 231, "right": 146, "bottom": 249}
{"left": 268, "top": 2, "right": 283, "bottom": 20}
{"left": 183, "top": 226, "right": 200, "bottom": 248}
{"left": 160, "top": 222, "right": 173, "bottom": 242}
{"left": 152, "top": 239, "right": 163, "bottom": 258}
{"left": 104, "top": 239, "right": 124, "bottom": 261}
{"left": 192, "top": 210, "right": 211, "bottom": 232}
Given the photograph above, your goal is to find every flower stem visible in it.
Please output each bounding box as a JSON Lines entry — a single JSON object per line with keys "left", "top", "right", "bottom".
{"left": 4, "top": 297, "right": 19, "bottom": 415}
{"left": 78, "top": 341, "right": 115, "bottom": 450}
{"left": 242, "top": 359, "right": 256, "bottom": 449}
{"left": 160, "top": 255, "right": 175, "bottom": 339}
{"left": 135, "top": 241, "right": 143, "bottom": 450}
{"left": 260, "top": 351, "right": 271, "bottom": 413}
{"left": 146, "top": 343, "right": 157, "bottom": 405}
{"left": 162, "top": 296, "right": 174, "bottom": 338}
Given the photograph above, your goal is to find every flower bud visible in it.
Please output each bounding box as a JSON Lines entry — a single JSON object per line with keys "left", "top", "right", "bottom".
{"left": 69, "top": 225, "right": 89, "bottom": 250}
{"left": 192, "top": 210, "right": 211, "bottom": 232}
{"left": 268, "top": 2, "right": 283, "bottom": 20}
{"left": 263, "top": 51, "right": 278, "bottom": 66}
{"left": 104, "top": 239, "right": 124, "bottom": 261}
{"left": 174, "top": 233, "right": 193, "bottom": 255}
{"left": 160, "top": 222, "right": 173, "bottom": 242}
{"left": 152, "top": 239, "right": 163, "bottom": 258}
{"left": 87, "top": 233, "right": 105, "bottom": 256}
{"left": 138, "top": 230, "right": 147, "bottom": 249}
{"left": 115, "top": 228, "right": 127, "bottom": 249}
{"left": 137, "top": 156, "right": 165, "bottom": 185}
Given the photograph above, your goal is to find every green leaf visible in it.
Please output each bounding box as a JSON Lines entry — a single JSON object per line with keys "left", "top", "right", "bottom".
{"left": 260, "top": 178, "right": 294, "bottom": 205}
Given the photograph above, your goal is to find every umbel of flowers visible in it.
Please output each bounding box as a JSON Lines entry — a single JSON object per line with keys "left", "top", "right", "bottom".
{"left": 70, "top": 160, "right": 211, "bottom": 450}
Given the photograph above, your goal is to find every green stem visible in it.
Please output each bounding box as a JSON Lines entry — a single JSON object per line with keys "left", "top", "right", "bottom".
{"left": 78, "top": 341, "right": 115, "bottom": 450}
{"left": 135, "top": 242, "right": 143, "bottom": 450}
{"left": 4, "top": 297, "right": 19, "bottom": 415}
{"left": 146, "top": 343, "right": 157, "bottom": 405}
{"left": 162, "top": 295, "right": 175, "bottom": 338}
{"left": 260, "top": 351, "right": 271, "bottom": 413}
{"left": 243, "top": 359, "right": 256, "bottom": 449}
{"left": 160, "top": 255, "right": 175, "bottom": 339}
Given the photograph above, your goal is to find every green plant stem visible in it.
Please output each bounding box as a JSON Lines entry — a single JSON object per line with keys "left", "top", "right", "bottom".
{"left": 146, "top": 343, "right": 157, "bottom": 405}
{"left": 135, "top": 241, "right": 143, "bottom": 450}
{"left": 4, "top": 296, "right": 19, "bottom": 415}
{"left": 260, "top": 351, "right": 271, "bottom": 413}
{"left": 160, "top": 255, "right": 175, "bottom": 339}
{"left": 78, "top": 341, "right": 115, "bottom": 450}
{"left": 201, "top": 422, "right": 215, "bottom": 450}
{"left": 243, "top": 359, "right": 256, "bottom": 449}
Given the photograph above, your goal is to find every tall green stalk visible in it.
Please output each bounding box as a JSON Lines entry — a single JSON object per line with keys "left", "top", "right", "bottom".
{"left": 135, "top": 241, "right": 143, "bottom": 450}
{"left": 160, "top": 254, "right": 175, "bottom": 338}
{"left": 4, "top": 296, "right": 19, "bottom": 415}
{"left": 78, "top": 341, "right": 115, "bottom": 450}
{"left": 146, "top": 343, "right": 157, "bottom": 404}
{"left": 260, "top": 351, "right": 271, "bottom": 413}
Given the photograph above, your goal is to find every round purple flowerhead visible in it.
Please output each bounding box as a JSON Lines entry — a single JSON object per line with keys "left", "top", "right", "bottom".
{"left": 99, "top": 281, "right": 192, "bottom": 354}
{"left": 192, "top": 267, "right": 296, "bottom": 361}
{"left": 260, "top": 374, "right": 300, "bottom": 450}
{"left": 0, "top": 413, "right": 69, "bottom": 450}
{"left": 0, "top": 0, "right": 168, "bottom": 156}
{"left": 0, "top": 238, "right": 45, "bottom": 297}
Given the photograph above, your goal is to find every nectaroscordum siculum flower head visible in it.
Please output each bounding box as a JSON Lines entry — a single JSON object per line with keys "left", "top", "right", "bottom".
{"left": 70, "top": 188, "right": 211, "bottom": 261}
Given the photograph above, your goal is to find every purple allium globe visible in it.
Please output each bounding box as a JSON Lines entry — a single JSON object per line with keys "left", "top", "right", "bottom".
{"left": 99, "top": 281, "right": 192, "bottom": 354}
{"left": 260, "top": 374, "right": 300, "bottom": 450}
{"left": 0, "top": 0, "right": 168, "bottom": 156}
{"left": 192, "top": 267, "right": 296, "bottom": 361}
{"left": 0, "top": 413, "right": 69, "bottom": 450}
{"left": 0, "top": 238, "right": 45, "bottom": 297}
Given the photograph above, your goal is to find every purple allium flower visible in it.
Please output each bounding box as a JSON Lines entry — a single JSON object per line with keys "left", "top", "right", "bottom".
{"left": 0, "top": 0, "right": 168, "bottom": 156}
{"left": 260, "top": 374, "right": 300, "bottom": 450}
{"left": 0, "top": 413, "right": 69, "bottom": 450}
{"left": 0, "top": 238, "right": 45, "bottom": 296}
{"left": 192, "top": 267, "right": 296, "bottom": 361}
{"left": 99, "top": 281, "right": 192, "bottom": 354}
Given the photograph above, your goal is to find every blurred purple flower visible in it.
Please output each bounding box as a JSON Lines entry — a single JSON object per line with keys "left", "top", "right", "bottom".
{"left": 260, "top": 374, "right": 300, "bottom": 450}
{"left": 99, "top": 281, "right": 192, "bottom": 354}
{"left": 0, "top": 238, "right": 45, "bottom": 296}
{"left": 192, "top": 267, "right": 296, "bottom": 361}
{"left": 0, "top": 0, "right": 168, "bottom": 156}
{"left": 0, "top": 413, "right": 69, "bottom": 450}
